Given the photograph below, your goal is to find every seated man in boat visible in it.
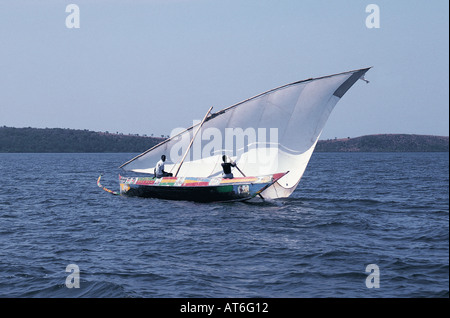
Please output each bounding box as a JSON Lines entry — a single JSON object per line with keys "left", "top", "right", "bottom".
{"left": 155, "top": 155, "right": 173, "bottom": 178}
{"left": 221, "top": 155, "right": 236, "bottom": 179}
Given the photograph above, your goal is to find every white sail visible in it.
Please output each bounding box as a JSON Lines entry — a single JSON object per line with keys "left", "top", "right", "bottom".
{"left": 120, "top": 68, "right": 371, "bottom": 199}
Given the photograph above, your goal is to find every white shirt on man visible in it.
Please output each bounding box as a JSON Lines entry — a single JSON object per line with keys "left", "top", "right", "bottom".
{"left": 155, "top": 159, "right": 165, "bottom": 177}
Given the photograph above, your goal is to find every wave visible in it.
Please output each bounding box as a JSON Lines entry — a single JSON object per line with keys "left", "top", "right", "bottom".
{"left": 286, "top": 196, "right": 387, "bottom": 205}
{"left": 16, "top": 280, "right": 132, "bottom": 298}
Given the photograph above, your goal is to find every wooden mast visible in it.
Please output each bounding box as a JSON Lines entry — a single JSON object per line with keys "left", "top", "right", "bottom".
{"left": 174, "top": 106, "right": 213, "bottom": 177}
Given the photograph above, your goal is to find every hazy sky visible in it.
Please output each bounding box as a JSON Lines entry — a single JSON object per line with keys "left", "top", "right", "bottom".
{"left": 0, "top": 0, "right": 448, "bottom": 139}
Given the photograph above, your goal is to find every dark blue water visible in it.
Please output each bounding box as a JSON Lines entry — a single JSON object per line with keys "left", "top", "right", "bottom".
{"left": 0, "top": 152, "right": 448, "bottom": 298}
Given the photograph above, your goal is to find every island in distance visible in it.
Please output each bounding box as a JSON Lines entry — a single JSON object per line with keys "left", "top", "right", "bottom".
{"left": 0, "top": 126, "right": 448, "bottom": 153}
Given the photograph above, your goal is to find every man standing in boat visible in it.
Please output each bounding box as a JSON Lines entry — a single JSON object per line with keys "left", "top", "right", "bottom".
{"left": 155, "top": 155, "right": 173, "bottom": 178}
{"left": 221, "top": 155, "right": 236, "bottom": 179}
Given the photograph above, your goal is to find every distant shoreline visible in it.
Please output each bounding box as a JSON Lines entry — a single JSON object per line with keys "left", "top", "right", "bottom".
{"left": 0, "top": 126, "right": 448, "bottom": 153}
{"left": 315, "top": 134, "right": 449, "bottom": 152}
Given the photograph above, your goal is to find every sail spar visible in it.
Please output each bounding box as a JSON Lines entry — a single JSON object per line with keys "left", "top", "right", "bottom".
{"left": 120, "top": 67, "right": 371, "bottom": 199}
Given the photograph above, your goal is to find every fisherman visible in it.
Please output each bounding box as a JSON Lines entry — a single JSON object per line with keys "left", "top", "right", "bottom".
{"left": 221, "top": 155, "right": 236, "bottom": 179}
{"left": 155, "top": 155, "right": 173, "bottom": 178}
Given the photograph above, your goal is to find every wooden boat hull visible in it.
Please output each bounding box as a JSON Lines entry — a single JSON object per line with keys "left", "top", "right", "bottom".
{"left": 118, "top": 172, "right": 287, "bottom": 202}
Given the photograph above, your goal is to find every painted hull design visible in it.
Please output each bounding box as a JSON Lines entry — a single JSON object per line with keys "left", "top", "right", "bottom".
{"left": 118, "top": 172, "right": 287, "bottom": 202}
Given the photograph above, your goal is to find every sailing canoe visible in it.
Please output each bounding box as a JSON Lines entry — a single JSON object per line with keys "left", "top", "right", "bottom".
{"left": 99, "top": 68, "right": 371, "bottom": 202}
{"left": 117, "top": 172, "right": 288, "bottom": 202}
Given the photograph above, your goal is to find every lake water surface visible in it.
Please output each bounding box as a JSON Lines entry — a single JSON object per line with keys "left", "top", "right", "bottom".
{"left": 0, "top": 152, "right": 448, "bottom": 298}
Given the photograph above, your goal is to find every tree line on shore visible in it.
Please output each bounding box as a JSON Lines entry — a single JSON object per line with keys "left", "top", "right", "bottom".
{"left": 0, "top": 127, "right": 163, "bottom": 153}
{"left": 0, "top": 126, "right": 448, "bottom": 153}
